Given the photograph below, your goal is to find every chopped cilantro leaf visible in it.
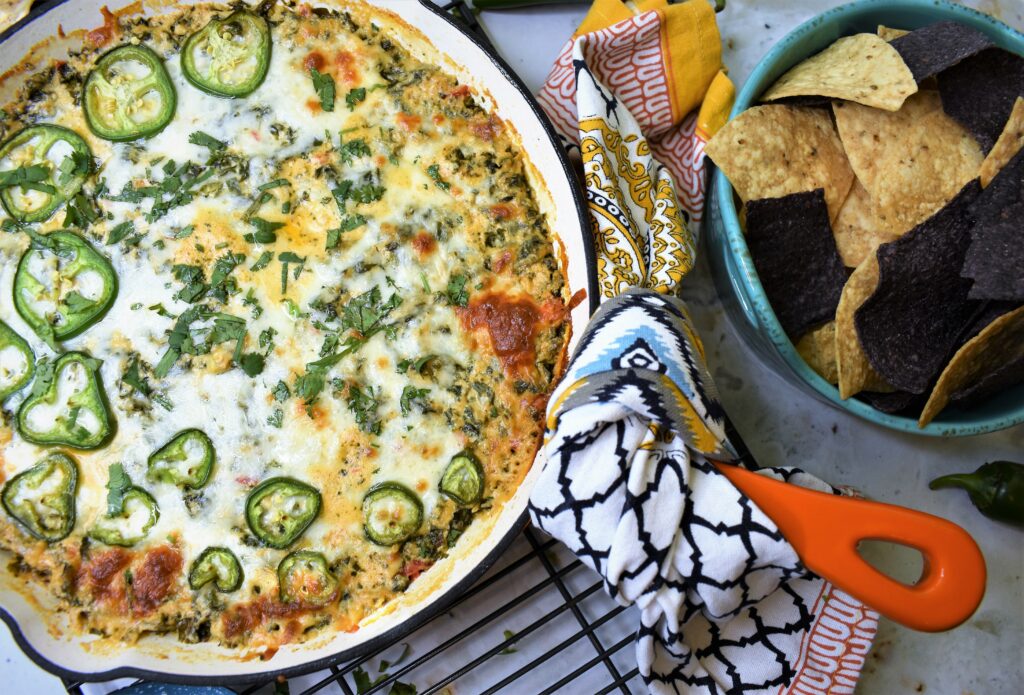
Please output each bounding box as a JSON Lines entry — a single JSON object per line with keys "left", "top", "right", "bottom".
{"left": 239, "top": 352, "right": 265, "bottom": 377}
{"left": 56, "top": 151, "right": 91, "bottom": 187}
{"left": 272, "top": 380, "right": 291, "bottom": 402}
{"left": 188, "top": 131, "right": 227, "bottom": 152}
{"left": 446, "top": 274, "right": 469, "bottom": 307}
{"left": 345, "top": 87, "right": 367, "bottom": 111}
{"left": 339, "top": 214, "right": 366, "bottom": 232}
{"left": 105, "top": 463, "right": 131, "bottom": 516}
{"left": 400, "top": 385, "right": 430, "bottom": 416}
{"left": 63, "top": 192, "right": 101, "bottom": 229}
{"left": 244, "top": 217, "right": 284, "bottom": 244}
{"left": 267, "top": 408, "right": 284, "bottom": 428}
{"left": 105, "top": 221, "right": 135, "bottom": 245}
{"left": 310, "top": 68, "right": 336, "bottom": 112}
{"left": 339, "top": 138, "right": 371, "bottom": 164}
{"left": 352, "top": 183, "right": 385, "bottom": 204}
{"left": 427, "top": 164, "right": 450, "bottom": 191}
{"left": 258, "top": 178, "right": 289, "bottom": 192}
{"left": 251, "top": 250, "right": 273, "bottom": 271}
{"left": 347, "top": 383, "right": 382, "bottom": 435}
{"left": 0, "top": 165, "right": 53, "bottom": 193}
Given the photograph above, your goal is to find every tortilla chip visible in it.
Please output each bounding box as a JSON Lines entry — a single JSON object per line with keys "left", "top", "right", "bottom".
{"left": 877, "top": 26, "right": 909, "bottom": 41}
{"left": 745, "top": 189, "right": 848, "bottom": 339}
{"left": 855, "top": 181, "right": 982, "bottom": 394}
{"left": 796, "top": 321, "right": 838, "bottom": 384}
{"left": 919, "top": 305, "right": 1024, "bottom": 426}
{"left": 890, "top": 21, "right": 994, "bottom": 82}
{"left": 761, "top": 34, "right": 917, "bottom": 111}
{"left": 860, "top": 390, "right": 922, "bottom": 414}
{"left": 952, "top": 354, "right": 1024, "bottom": 409}
{"left": 833, "top": 91, "right": 983, "bottom": 234}
{"left": 835, "top": 254, "right": 894, "bottom": 398}
{"left": 979, "top": 96, "right": 1024, "bottom": 187}
{"left": 706, "top": 105, "right": 854, "bottom": 221}
{"left": 963, "top": 148, "right": 1024, "bottom": 302}
{"left": 938, "top": 47, "right": 1024, "bottom": 152}
{"left": 832, "top": 178, "right": 900, "bottom": 268}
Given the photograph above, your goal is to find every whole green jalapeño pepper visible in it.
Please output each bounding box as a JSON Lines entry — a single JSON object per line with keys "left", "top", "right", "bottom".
{"left": 440, "top": 450, "right": 484, "bottom": 506}
{"left": 277, "top": 550, "right": 337, "bottom": 605}
{"left": 17, "top": 351, "right": 114, "bottom": 449}
{"left": 14, "top": 230, "right": 118, "bottom": 346}
{"left": 0, "top": 124, "right": 91, "bottom": 223}
{"left": 1, "top": 452, "right": 78, "bottom": 542}
{"left": 189, "top": 546, "right": 243, "bottom": 592}
{"left": 362, "top": 482, "right": 423, "bottom": 546}
{"left": 245, "top": 477, "right": 321, "bottom": 549}
{"left": 182, "top": 11, "right": 272, "bottom": 98}
{"left": 0, "top": 320, "right": 34, "bottom": 401}
{"left": 147, "top": 429, "right": 215, "bottom": 489}
{"left": 83, "top": 44, "right": 176, "bottom": 141}
{"left": 89, "top": 486, "right": 159, "bottom": 546}
{"left": 931, "top": 461, "right": 1024, "bottom": 527}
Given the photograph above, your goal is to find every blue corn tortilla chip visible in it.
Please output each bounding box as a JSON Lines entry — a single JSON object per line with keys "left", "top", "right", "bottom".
{"left": 858, "top": 390, "right": 922, "bottom": 415}
{"left": 855, "top": 180, "right": 983, "bottom": 394}
{"left": 745, "top": 188, "right": 848, "bottom": 339}
{"left": 938, "top": 47, "right": 1024, "bottom": 152}
{"left": 962, "top": 148, "right": 1024, "bottom": 301}
{"left": 890, "top": 21, "right": 993, "bottom": 82}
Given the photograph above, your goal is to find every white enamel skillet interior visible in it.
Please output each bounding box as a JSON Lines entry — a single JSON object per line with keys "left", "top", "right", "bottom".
{"left": 0, "top": 0, "right": 598, "bottom": 683}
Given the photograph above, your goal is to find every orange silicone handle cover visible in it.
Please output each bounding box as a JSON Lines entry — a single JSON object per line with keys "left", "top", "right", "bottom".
{"left": 715, "top": 463, "right": 987, "bottom": 632}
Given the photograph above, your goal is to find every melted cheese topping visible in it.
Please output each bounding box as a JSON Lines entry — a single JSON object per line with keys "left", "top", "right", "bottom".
{"left": 0, "top": 1, "right": 568, "bottom": 654}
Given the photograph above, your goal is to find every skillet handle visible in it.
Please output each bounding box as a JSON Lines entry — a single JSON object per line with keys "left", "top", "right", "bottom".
{"left": 715, "top": 463, "right": 986, "bottom": 632}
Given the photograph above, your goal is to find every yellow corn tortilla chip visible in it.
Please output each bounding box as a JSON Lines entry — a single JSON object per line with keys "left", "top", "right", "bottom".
{"left": 796, "top": 321, "right": 838, "bottom": 384}
{"left": 979, "top": 96, "right": 1024, "bottom": 187}
{"left": 919, "top": 305, "right": 1024, "bottom": 426}
{"left": 833, "top": 91, "right": 984, "bottom": 234}
{"left": 877, "top": 25, "right": 910, "bottom": 41}
{"left": 761, "top": 34, "right": 917, "bottom": 111}
{"left": 706, "top": 104, "right": 854, "bottom": 221}
{"left": 835, "top": 254, "right": 894, "bottom": 399}
{"left": 832, "top": 178, "right": 901, "bottom": 268}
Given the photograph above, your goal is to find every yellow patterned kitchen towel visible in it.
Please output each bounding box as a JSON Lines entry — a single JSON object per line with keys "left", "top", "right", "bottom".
{"left": 537, "top": 0, "right": 734, "bottom": 299}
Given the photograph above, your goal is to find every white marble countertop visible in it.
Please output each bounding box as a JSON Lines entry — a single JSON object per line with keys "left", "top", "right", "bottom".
{"left": 4, "top": 1, "right": 1023, "bottom": 692}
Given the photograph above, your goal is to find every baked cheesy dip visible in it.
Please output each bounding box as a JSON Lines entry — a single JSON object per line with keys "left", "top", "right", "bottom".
{"left": 0, "top": 1, "right": 571, "bottom": 656}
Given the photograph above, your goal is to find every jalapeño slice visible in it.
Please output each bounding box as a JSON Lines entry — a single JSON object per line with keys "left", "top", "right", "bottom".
{"left": 245, "top": 477, "right": 321, "bottom": 549}
{"left": 147, "top": 428, "right": 215, "bottom": 489}
{"left": 440, "top": 450, "right": 484, "bottom": 506}
{"left": 17, "top": 352, "right": 113, "bottom": 449}
{"left": 0, "top": 320, "right": 34, "bottom": 401}
{"left": 88, "top": 486, "right": 159, "bottom": 546}
{"left": 362, "top": 482, "right": 423, "bottom": 546}
{"left": 0, "top": 125, "right": 91, "bottom": 223}
{"left": 14, "top": 230, "right": 118, "bottom": 345}
{"left": 83, "top": 44, "right": 176, "bottom": 141}
{"left": 278, "top": 550, "right": 337, "bottom": 605}
{"left": 1, "top": 452, "right": 78, "bottom": 542}
{"left": 182, "top": 11, "right": 271, "bottom": 98}
{"left": 189, "top": 546, "right": 243, "bottom": 592}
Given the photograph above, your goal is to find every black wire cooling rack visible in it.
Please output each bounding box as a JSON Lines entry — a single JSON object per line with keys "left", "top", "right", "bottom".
{"left": 57, "top": 2, "right": 644, "bottom": 693}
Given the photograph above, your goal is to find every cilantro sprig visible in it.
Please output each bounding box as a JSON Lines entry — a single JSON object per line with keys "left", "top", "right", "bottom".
{"left": 310, "top": 68, "right": 336, "bottom": 112}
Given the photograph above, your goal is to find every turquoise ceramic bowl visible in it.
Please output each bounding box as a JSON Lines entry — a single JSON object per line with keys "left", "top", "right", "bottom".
{"left": 706, "top": 0, "right": 1024, "bottom": 437}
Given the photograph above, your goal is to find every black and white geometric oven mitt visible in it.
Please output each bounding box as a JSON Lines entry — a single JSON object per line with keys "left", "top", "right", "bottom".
{"left": 528, "top": 289, "right": 879, "bottom": 694}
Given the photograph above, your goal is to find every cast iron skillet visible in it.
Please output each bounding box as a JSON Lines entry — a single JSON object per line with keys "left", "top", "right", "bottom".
{"left": 0, "top": 0, "right": 598, "bottom": 684}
